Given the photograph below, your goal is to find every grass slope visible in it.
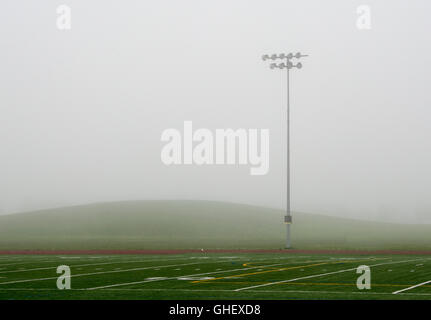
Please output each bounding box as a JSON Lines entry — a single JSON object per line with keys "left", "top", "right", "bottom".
{"left": 0, "top": 200, "right": 430, "bottom": 250}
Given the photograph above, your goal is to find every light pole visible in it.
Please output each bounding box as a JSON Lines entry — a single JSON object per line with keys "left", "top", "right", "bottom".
{"left": 262, "top": 52, "right": 308, "bottom": 249}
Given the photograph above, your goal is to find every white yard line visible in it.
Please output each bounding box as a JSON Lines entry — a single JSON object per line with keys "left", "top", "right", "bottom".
{"left": 0, "top": 256, "right": 205, "bottom": 275}
{"left": 393, "top": 280, "right": 431, "bottom": 294}
{"left": 86, "top": 262, "right": 296, "bottom": 290}
{"left": 0, "top": 260, "right": 55, "bottom": 267}
{"left": 86, "top": 257, "right": 371, "bottom": 290}
{"left": 0, "top": 254, "right": 341, "bottom": 269}
{"left": 0, "top": 256, "right": 379, "bottom": 289}
{"left": 0, "top": 258, "right": 22, "bottom": 262}
{"left": 234, "top": 258, "right": 427, "bottom": 291}
{"left": 0, "top": 259, "right": 242, "bottom": 286}
{"left": 0, "top": 255, "right": 320, "bottom": 277}
{"left": 0, "top": 255, "right": 192, "bottom": 268}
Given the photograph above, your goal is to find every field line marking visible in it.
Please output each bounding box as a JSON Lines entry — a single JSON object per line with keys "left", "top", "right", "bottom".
{"left": 0, "top": 255, "right": 320, "bottom": 275}
{"left": 278, "top": 282, "right": 413, "bottom": 288}
{"left": 86, "top": 257, "right": 369, "bottom": 290}
{"left": 393, "top": 279, "right": 431, "bottom": 294}
{"left": 205, "top": 281, "right": 412, "bottom": 288}
{"left": 0, "top": 260, "right": 56, "bottom": 268}
{"left": 234, "top": 258, "right": 427, "bottom": 291}
{"left": 192, "top": 262, "right": 330, "bottom": 283}
{"left": 86, "top": 262, "right": 294, "bottom": 290}
{"left": 112, "top": 288, "right": 431, "bottom": 296}
{"left": 0, "top": 256, "right": 328, "bottom": 285}
{"left": 0, "top": 255, "right": 311, "bottom": 274}
{"left": 0, "top": 256, "right": 382, "bottom": 288}
{"left": 0, "top": 256, "right": 205, "bottom": 275}
{"left": 192, "top": 257, "right": 381, "bottom": 284}
{"left": 0, "top": 259, "right": 236, "bottom": 286}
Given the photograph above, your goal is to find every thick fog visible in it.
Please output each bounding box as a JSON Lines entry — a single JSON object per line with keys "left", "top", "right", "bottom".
{"left": 1, "top": 0, "right": 430, "bottom": 223}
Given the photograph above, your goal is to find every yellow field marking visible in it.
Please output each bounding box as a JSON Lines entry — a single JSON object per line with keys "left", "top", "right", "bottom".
{"left": 192, "top": 262, "right": 330, "bottom": 283}
{"left": 192, "top": 258, "right": 384, "bottom": 284}
{"left": 242, "top": 262, "right": 262, "bottom": 267}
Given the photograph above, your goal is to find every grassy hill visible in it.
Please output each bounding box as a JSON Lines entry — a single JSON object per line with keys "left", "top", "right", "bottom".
{"left": 0, "top": 200, "right": 430, "bottom": 251}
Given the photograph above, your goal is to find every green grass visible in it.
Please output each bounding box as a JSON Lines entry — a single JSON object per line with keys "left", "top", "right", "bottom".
{"left": 1, "top": 200, "right": 431, "bottom": 250}
{"left": 0, "top": 253, "right": 430, "bottom": 300}
{"left": 1, "top": 200, "right": 431, "bottom": 300}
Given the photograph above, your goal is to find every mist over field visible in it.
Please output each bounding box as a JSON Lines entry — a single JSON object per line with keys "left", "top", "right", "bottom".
{"left": 1, "top": 201, "right": 431, "bottom": 251}
{"left": 1, "top": 0, "right": 431, "bottom": 225}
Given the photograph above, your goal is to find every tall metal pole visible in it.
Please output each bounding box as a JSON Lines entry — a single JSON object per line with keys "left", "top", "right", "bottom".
{"left": 261, "top": 52, "right": 307, "bottom": 250}
{"left": 286, "top": 63, "right": 292, "bottom": 249}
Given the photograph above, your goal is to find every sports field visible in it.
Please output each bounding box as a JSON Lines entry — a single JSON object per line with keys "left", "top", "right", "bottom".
{"left": 0, "top": 252, "right": 430, "bottom": 300}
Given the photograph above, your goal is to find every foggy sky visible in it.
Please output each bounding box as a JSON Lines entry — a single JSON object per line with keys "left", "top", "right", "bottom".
{"left": 1, "top": 0, "right": 430, "bottom": 223}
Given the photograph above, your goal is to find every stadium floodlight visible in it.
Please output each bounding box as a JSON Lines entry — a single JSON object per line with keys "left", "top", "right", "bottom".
{"left": 261, "top": 51, "right": 308, "bottom": 249}
{"left": 262, "top": 54, "right": 270, "bottom": 61}
{"left": 295, "top": 52, "right": 309, "bottom": 59}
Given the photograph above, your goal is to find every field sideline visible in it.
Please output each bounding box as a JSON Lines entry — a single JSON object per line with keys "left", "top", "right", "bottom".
{"left": 0, "top": 252, "right": 431, "bottom": 300}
